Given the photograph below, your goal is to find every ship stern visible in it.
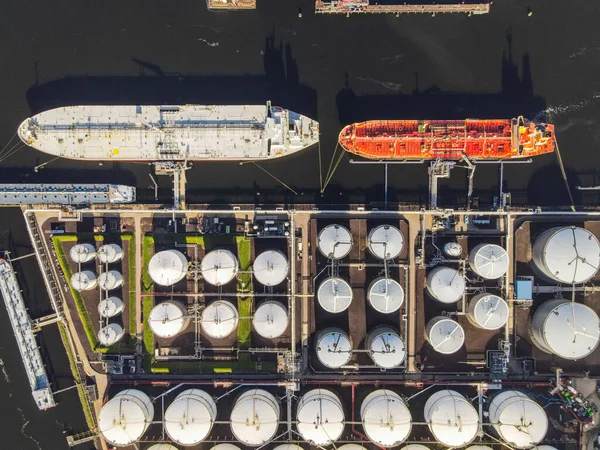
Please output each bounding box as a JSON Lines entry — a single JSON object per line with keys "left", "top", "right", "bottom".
{"left": 18, "top": 118, "right": 36, "bottom": 146}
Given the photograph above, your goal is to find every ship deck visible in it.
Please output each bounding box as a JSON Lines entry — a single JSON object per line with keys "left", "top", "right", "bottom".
{"left": 0, "top": 184, "right": 136, "bottom": 205}
{"left": 0, "top": 259, "right": 55, "bottom": 410}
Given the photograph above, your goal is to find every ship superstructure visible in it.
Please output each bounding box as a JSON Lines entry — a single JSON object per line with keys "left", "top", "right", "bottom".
{"left": 18, "top": 102, "right": 319, "bottom": 162}
{"left": 339, "top": 117, "right": 554, "bottom": 160}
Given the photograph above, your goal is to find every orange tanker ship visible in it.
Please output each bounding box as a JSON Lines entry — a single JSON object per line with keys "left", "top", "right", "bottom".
{"left": 338, "top": 117, "right": 554, "bottom": 160}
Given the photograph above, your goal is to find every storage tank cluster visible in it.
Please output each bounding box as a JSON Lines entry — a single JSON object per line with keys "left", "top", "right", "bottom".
{"left": 425, "top": 242, "right": 510, "bottom": 355}
{"left": 70, "top": 243, "right": 124, "bottom": 293}
{"left": 99, "top": 387, "right": 549, "bottom": 448}
{"left": 315, "top": 325, "right": 406, "bottom": 370}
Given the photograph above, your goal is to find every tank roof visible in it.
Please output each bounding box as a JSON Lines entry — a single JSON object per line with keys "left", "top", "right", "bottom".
{"left": 426, "top": 267, "right": 465, "bottom": 304}
{"left": 368, "top": 278, "right": 404, "bottom": 314}
{"left": 97, "top": 243, "right": 122, "bottom": 263}
{"left": 427, "top": 317, "right": 465, "bottom": 354}
{"left": 230, "top": 389, "right": 279, "bottom": 446}
{"left": 536, "top": 226, "right": 600, "bottom": 284}
{"left": 318, "top": 277, "right": 353, "bottom": 313}
{"left": 164, "top": 389, "right": 216, "bottom": 445}
{"left": 469, "top": 243, "right": 509, "bottom": 279}
{"left": 201, "top": 300, "right": 239, "bottom": 338}
{"left": 252, "top": 301, "right": 288, "bottom": 339}
{"left": 489, "top": 390, "right": 547, "bottom": 449}
{"left": 316, "top": 328, "right": 353, "bottom": 369}
{"left": 318, "top": 224, "right": 352, "bottom": 259}
{"left": 535, "top": 301, "right": 600, "bottom": 359}
{"left": 98, "top": 297, "right": 123, "bottom": 318}
{"left": 210, "top": 445, "right": 241, "bottom": 450}
{"left": 149, "top": 301, "right": 189, "bottom": 338}
{"left": 253, "top": 250, "right": 289, "bottom": 286}
{"left": 98, "top": 390, "right": 153, "bottom": 446}
{"left": 297, "top": 389, "right": 344, "bottom": 446}
{"left": 469, "top": 294, "right": 509, "bottom": 330}
{"left": 201, "top": 249, "right": 239, "bottom": 286}
{"left": 98, "top": 324, "right": 124, "bottom": 346}
{"left": 361, "top": 390, "right": 411, "bottom": 447}
{"left": 70, "top": 271, "right": 96, "bottom": 291}
{"left": 368, "top": 327, "right": 406, "bottom": 369}
{"left": 69, "top": 243, "right": 96, "bottom": 263}
{"left": 149, "top": 249, "right": 188, "bottom": 286}
{"left": 368, "top": 225, "right": 404, "bottom": 260}
{"left": 98, "top": 270, "right": 122, "bottom": 290}
{"left": 425, "top": 390, "right": 478, "bottom": 447}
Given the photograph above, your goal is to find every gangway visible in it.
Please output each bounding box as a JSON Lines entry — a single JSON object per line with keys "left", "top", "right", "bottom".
{"left": 0, "top": 258, "right": 55, "bottom": 410}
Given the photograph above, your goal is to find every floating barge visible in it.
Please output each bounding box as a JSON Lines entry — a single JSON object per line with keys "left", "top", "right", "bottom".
{"left": 207, "top": 0, "right": 256, "bottom": 9}
{"left": 0, "top": 184, "right": 135, "bottom": 205}
{"left": 315, "top": 0, "right": 490, "bottom": 15}
{"left": 0, "top": 259, "right": 55, "bottom": 410}
{"left": 339, "top": 117, "right": 555, "bottom": 160}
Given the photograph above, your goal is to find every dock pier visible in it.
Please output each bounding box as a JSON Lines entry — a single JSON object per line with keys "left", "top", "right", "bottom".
{"left": 315, "top": 1, "right": 490, "bottom": 16}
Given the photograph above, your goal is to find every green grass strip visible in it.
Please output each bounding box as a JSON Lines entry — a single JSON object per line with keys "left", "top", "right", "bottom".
{"left": 142, "top": 296, "right": 154, "bottom": 357}
{"left": 57, "top": 323, "right": 95, "bottom": 430}
{"left": 52, "top": 235, "right": 99, "bottom": 351}
{"left": 236, "top": 237, "right": 252, "bottom": 349}
{"left": 142, "top": 235, "right": 154, "bottom": 293}
{"left": 121, "top": 235, "right": 136, "bottom": 340}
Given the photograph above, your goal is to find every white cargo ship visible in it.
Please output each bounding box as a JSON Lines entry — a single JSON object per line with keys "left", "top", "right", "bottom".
{"left": 18, "top": 102, "right": 319, "bottom": 161}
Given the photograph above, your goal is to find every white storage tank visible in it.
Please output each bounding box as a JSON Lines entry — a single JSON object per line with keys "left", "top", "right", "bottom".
{"left": 230, "top": 389, "right": 279, "bottom": 446}
{"left": 69, "top": 243, "right": 96, "bottom": 264}
{"left": 531, "top": 299, "right": 600, "bottom": 360}
{"left": 98, "top": 323, "right": 125, "bottom": 346}
{"left": 252, "top": 301, "right": 288, "bottom": 339}
{"left": 443, "top": 242, "right": 463, "bottom": 258}
{"left": 467, "top": 293, "right": 509, "bottom": 330}
{"left": 97, "top": 243, "right": 123, "bottom": 264}
{"left": 469, "top": 243, "right": 509, "bottom": 279}
{"left": 466, "top": 447, "right": 494, "bottom": 450}
{"left": 297, "top": 389, "right": 345, "bottom": 446}
{"left": 401, "top": 446, "right": 430, "bottom": 450}
{"left": 361, "top": 389, "right": 411, "bottom": 447}
{"left": 201, "top": 300, "right": 239, "bottom": 339}
{"left": 164, "top": 389, "right": 217, "bottom": 446}
{"left": 426, "top": 267, "right": 465, "bottom": 304}
{"left": 149, "top": 249, "right": 189, "bottom": 286}
{"left": 424, "top": 390, "right": 478, "bottom": 447}
{"left": 71, "top": 271, "right": 97, "bottom": 291}
{"left": 98, "top": 296, "right": 123, "bottom": 318}
{"left": 367, "top": 326, "right": 406, "bottom": 369}
{"left": 253, "top": 250, "right": 289, "bottom": 286}
{"left": 149, "top": 301, "right": 190, "bottom": 338}
{"left": 273, "top": 446, "right": 304, "bottom": 450}
{"left": 318, "top": 277, "right": 353, "bottom": 313}
{"left": 201, "top": 249, "right": 239, "bottom": 286}
{"left": 315, "top": 328, "right": 353, "bottom": 369}
{"left": 489, "top": 390, "right": 548, "bottom": 449}
{"left": 98, "top": 389, "right": 154, "bottom": 446}
{"left": 426, "top": 317, "right": 465, "bottom": 355}
{"left": 368, "top": 224, "right": 404, "bottom": 260}
{"left": 98, "top": 270, "right": 123, "bottom": 291}
{"left": 210, "top": 446, "right": 242, "bottom": 450}
{"left": 318, "top": 224, "right": 353, "bottom": 259}
{"left": 533, "top": 226, "right": 600, "bottom": 284}
{"left": 147, "top": 445, "right": 179, "bottom": 450}
{"left": 338, "top": 446, "right": 368, "bottom": 450}
{"left": 368, "top": 277, "right": 404, "bottom": 314}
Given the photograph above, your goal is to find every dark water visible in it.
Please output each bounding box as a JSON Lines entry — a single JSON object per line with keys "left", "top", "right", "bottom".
{"left": 1, "top": 0, "right": 600, "bottom": 447}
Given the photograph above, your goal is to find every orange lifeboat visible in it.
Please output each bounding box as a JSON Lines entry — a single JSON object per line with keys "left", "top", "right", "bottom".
{"left": 338, "top": 117, "right": 554, "bottom": 160}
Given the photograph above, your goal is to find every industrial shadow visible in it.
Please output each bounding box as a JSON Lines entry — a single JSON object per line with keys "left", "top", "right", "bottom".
{"left": 26, "top": 32, "right": 317, "bottom": 121}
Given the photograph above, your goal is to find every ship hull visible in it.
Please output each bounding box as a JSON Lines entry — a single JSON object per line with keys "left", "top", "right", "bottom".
{"left": 338, "top": 118, "right": 554, "bottom": 161}
{"left": 19, "top": 103, "right": 319, "bottom": 162}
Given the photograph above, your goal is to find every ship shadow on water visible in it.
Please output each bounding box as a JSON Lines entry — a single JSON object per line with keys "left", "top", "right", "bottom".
{"left": 334, "top": 28, "right": 584, "bottom": 210}
{"left": 26, "top": 32, "right": 317, "bottom": 119}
